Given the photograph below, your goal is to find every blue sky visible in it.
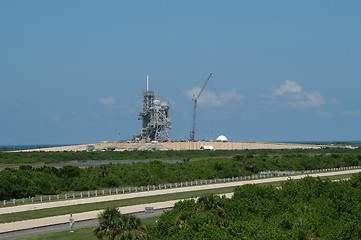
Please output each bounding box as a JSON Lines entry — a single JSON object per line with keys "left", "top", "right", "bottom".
{"left": 1, "top": 1, "right": 360, "bottom": 145}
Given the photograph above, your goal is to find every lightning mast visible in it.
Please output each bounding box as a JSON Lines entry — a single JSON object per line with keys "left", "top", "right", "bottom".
{"left": 189, "top": 73, "right": 213, "bottom": 141}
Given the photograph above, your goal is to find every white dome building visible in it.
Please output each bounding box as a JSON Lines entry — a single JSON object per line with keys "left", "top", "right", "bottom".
{"left": 216, "top": 135, "right": 228, "bottom": 142}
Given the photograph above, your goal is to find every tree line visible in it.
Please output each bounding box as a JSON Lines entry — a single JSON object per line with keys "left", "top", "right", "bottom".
{"left": 1, "top": 147, "right": 361, "bottom": 164}
{"left": 1, "top": 151, "right": 361, "bottom": 200}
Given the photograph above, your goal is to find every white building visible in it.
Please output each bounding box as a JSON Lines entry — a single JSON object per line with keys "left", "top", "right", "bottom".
{"left": 216, "top": 135, "right": 228, "bottom": 142}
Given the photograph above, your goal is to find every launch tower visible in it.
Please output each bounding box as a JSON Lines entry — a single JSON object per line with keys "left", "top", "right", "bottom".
{"left": 137, "top": 76, "right": 171, "bottom": 142}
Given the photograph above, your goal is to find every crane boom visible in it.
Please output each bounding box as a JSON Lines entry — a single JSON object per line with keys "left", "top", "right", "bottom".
{"left": 195, "top": 72, "right": 212, "bottom": 101}
{"left": 189, "top": 73, "right": 213, "bottom": 141}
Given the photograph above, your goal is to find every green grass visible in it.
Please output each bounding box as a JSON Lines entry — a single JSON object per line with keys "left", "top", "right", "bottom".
{"left": 140, "top": 216, "right": 161, "bottom": 226}
{"left": 17, "top": 227, "right": 96, "bottom": 240}
{"left": 16, "top": 216, "right": 161, "bottom": 240}
{"left": 1, "top": 187, "right": 235, "bottom": 223}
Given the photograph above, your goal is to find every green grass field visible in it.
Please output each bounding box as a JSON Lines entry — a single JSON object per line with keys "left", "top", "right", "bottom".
{"left": 17, "top": 227, "right": 96, "bottom": 240}
{"left": 16, "top": 216, "right": 160, "bottom": 240}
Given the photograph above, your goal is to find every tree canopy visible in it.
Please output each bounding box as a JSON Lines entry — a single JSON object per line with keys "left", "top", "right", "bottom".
{"left": 1, "top": 149, "right": 361, "bottom": 200}
{"left": 150, "top": 173, "right": 361, "bottom": 239}
{"left": 94, "top": 207, "right": 148, "bottom": 240}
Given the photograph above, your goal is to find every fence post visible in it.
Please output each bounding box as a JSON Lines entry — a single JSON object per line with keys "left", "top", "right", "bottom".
{"left": 13, "top": 199, "right": 16, "bottom": 204}
{"left": 95, "top": 191, "right": 97, "bottom": 196}
{"left": 65, "top": 194, "right": 67, "bottom": 199}
{"left": 122, "top": 188, "right": 125, "bottom": 193}
{"left": 57, "top": 195, "right": 60, "bottom": 200}
{"left": 73, "top": 193, "right": 75, "bottom": 198}
{"left": 102, "top": 190, "right": 105, "bottom": 195}
{"left": 80, "top": 192, "right": 83, "bottom": 198}
{"left": 116, "top": 189, "right": 118, "bottom": 194}
{"left": 109, "top": 189, "right": 111, "bottom": 194}
{"left": 3, "top": 200, "right": 5, "bottom": 206}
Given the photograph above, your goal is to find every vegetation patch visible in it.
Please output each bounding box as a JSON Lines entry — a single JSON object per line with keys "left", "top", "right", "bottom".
{"left": 1, "top": 149, "right": 361, "bottom": 200}
{"left": 149, "top": 173, "right": 361, "bottom": 239}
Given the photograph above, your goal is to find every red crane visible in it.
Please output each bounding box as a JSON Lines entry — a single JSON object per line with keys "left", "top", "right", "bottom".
{"left": 189, "top": 73, "right": 213, "bottom": 141}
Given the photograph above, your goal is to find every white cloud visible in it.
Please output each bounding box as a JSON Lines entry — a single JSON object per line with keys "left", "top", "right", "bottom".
{"left": 98, "top": 97, "right": 116, "bottom": 106}
{"left": 219, "top": 89, "right": 246, "bottom": 105}
{"left": 183, "top": 88, "right": 245, "bottom": 107}
{"left": 273, "top": 80, "right": 302, "bottom": 96}
{"left": 266, "top": 80, "right": 326, "bottom": 108}
{"left": 344, "top": 109, "right": 361, "bottom": 117}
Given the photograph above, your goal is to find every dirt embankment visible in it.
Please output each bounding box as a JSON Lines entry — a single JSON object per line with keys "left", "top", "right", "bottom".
{"left": 17, "top": 141, "right": 321, "bottom": 152}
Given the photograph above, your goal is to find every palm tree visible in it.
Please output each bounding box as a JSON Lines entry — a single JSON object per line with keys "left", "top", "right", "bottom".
{"left": 197, "top": 193, "right": 227, "bottom": 218}
{"left": 117, "top": 215, "right": 148, "bottom": 240}
{"left": 94, "top": 207, "right": 122, "bottom": 240}
{"left": 93, "top": 207, "right": 148, "bottom": 240}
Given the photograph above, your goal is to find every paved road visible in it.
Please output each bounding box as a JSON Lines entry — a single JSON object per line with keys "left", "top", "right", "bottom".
{"left": 0, "top": 169, "right": 359, "bottom": 235}
{"left": 0, "top": 208, "right": 171, "bottom": 240}
{"left": 0, "top": 200, "right": 183, "bottom": 233}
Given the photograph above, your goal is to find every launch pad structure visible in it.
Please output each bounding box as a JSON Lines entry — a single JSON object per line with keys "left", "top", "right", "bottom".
{"left": 135, "top": 76, "right": 171, "bottom": 142}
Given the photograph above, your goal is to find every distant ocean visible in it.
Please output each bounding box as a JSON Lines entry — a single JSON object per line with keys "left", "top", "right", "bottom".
{"left": 284, "top": 141, "right": 361, "bottom": 144}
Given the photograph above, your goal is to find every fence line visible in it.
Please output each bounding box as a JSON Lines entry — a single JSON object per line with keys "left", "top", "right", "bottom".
{"left": 2, "top": 166, "right": 360, "bottom": 206}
